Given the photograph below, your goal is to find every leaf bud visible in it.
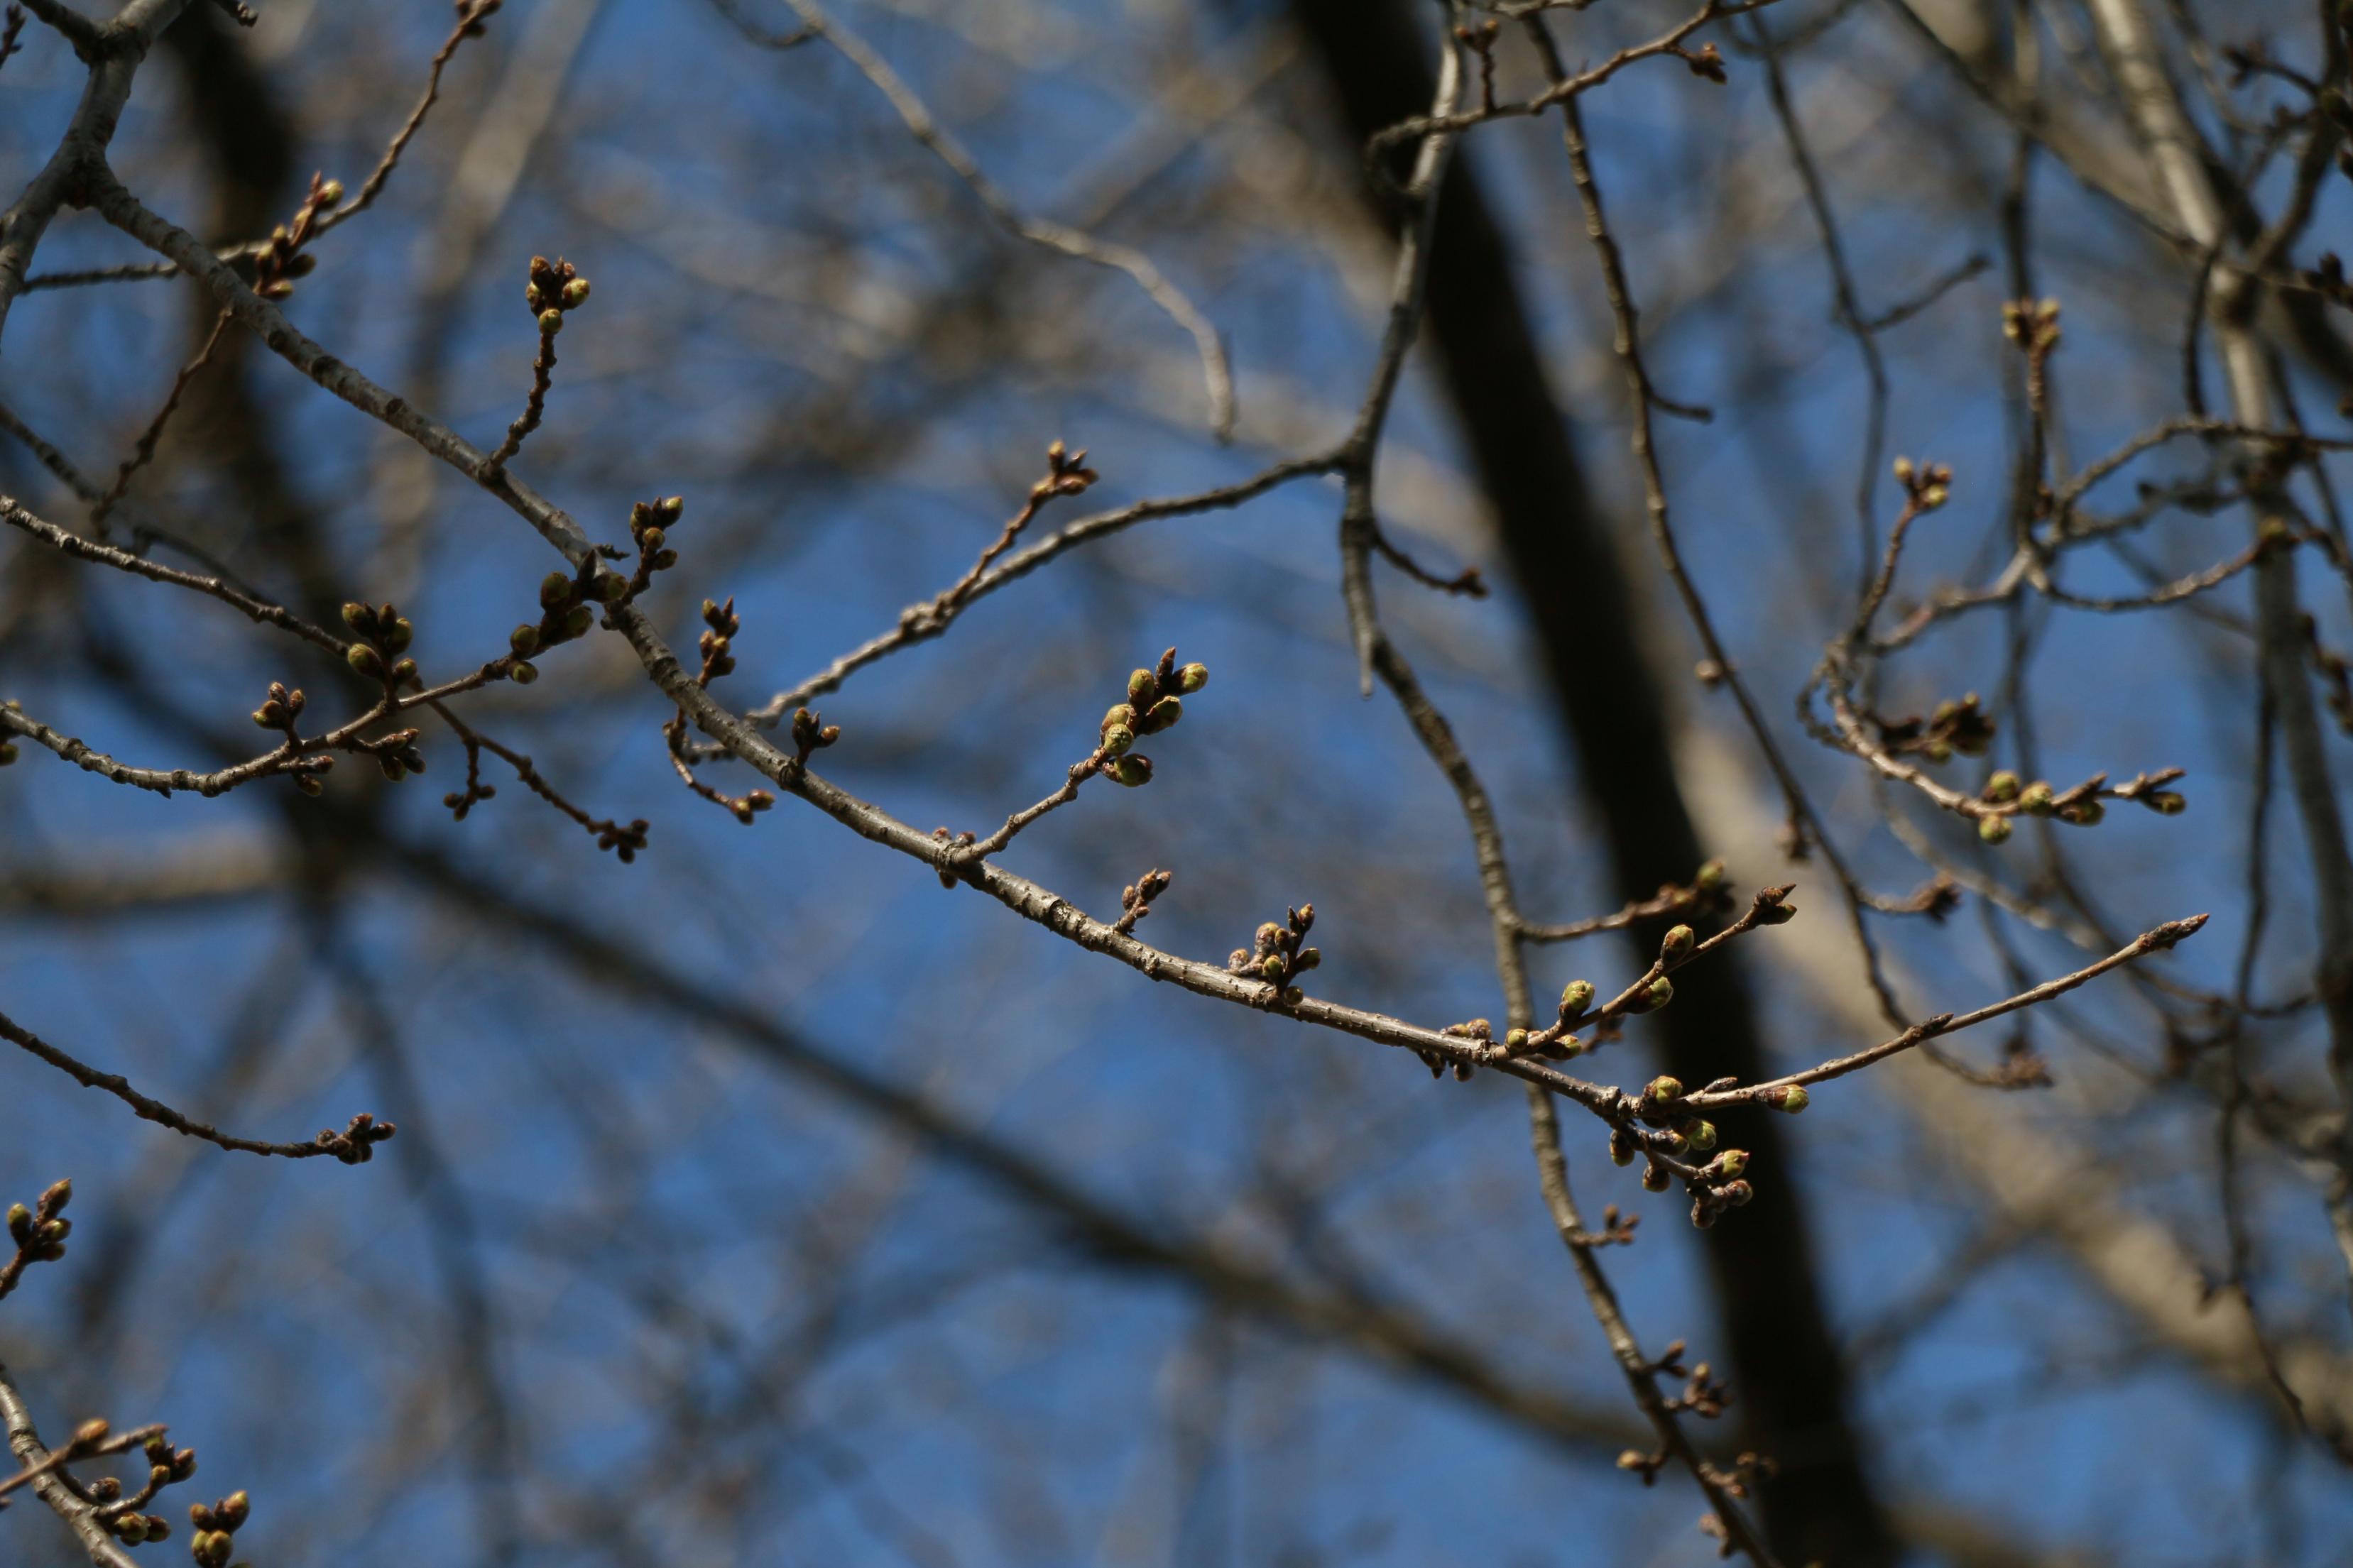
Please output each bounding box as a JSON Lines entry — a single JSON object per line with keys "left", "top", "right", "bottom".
{"left": 1984, "top": 769, "right": 2020, "bottom": 803}
{"left": 1101, "top": 703, "right": 1136, "bottom": 734}
{"left": 316, "top": 178, "right": 344, "bottom": 207}
{"left": 1127, "top": 669, "right": 1157, "bottom": 705}
{"left": 389, "top": 657, "right": 419, "bottom": 686}
{"left": 1660, "top": 924, "right": 1695, "bottom": 963}
{"left": 1640, "top": 977, "right": 1674, "bottom": 1011}
{"left": 1140, "top": 696, "right": 1182, "bottom": 733}
{"left": 1767, "top": 1084, "right": 1809, "bottom": 1113}
{"left": 510, "top": 624, "right": 540, "bottom": 657}
{"left": 1978, "top": 814, "right": 2013, "bottom": 845}
{"left": 538, "top": 307, "right": 565, "bottom": 335}
{"left": 1098, "top": 723, "right": 1135, "bottom": 757}
{"left": 1108, "top": 755, "right": 1152, "bottom": 787}
{"left": 339, "top": 601, "right": 376, "bottom": 634}
{"left": 540, "top": 571, "right": 573, "bottom": 608}
{"left": 560, "top": 278, "right": 591, "bottom": 309}
{"left": 1559, "top": 979, "right": 1594, "bottom": 1016}
{"left": 564, "top": 604, "right": 594, "bottom": 639}
{"left": 508, "top": 660, "right": 538, "bottom": 685}
{"left": 1687, "top": 1120, "right": 1718, "bottom": 1151}
{"left": 2018, "top": 780, "right": 2055, "bottom": 815}
{"left": 383, "top": 617, "right": 414, "bottom": 654}
{"left": 1646, "top": 1075, "right": 1683, "bottom": 1103}
{"left": 1693, "top": 858, "right": 1726, "bottom": 892}
{"left": 346, "top": 642, "right": 385, "bottom": 678}
{"left": 1261, "top": 953, "right": 1285, "bottom": 981}
{"left": 1176, "top": 662, "right": 1209, "bottom": 693}
{"left": 1716, "top": 1148, "right": 1749, "bottom": 1178}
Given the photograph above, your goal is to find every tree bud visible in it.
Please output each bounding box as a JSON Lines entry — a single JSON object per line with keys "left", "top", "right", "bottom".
{"left": 1646, "top": 1075, "right": 1683, "bottom": 1103}
{"left": 316, "top": 178, "right": 344, "bottom": 207}
{"left": 1099, "top": 723, "right": 1135, "bottom": 757}
{"left": 383, "top": 617, "right": 414, "bottom": 654}
{"left": 508, "top": 660, "right": 538, "bottom": 685}
{"left": 1101, "top": 703, "right": 1135, "bottom": 733}
{"left": 1768, "top": 1084, "right": 1809, "bottom": 1113}
{"left": 1108, "top": 755, "right": 1152, "bottom": 787}
{"left": 1717, "top": 1148, "right": 1749, "bottom": 1178}
{"left": 510, "top": 624, "right": 540, "bottom": 657}
{"left": 1687, "top": 1120, "right": 1717, "bottom": 1151}
{"left": 1984, "top": 769, "right": 2020, "bottom": 803}
{"left": 339, "top": 601, "right": 376, "bottom": 634}
{"left": 1660, "top": 924, "right": 1694, "bottom": 963}
{"left": 1641, "top": 1163, "right": 1672, "bottom": 1192}
{"left": 346, "top": 642, "right": 385, "bottom": 678}
{"left": 1176, "top": 662, "right": 1209, "bottom": 693}
{"left": 1261, "top": 953, "right": 1285, "bottom": 980}
{"left": 560, "top": 278, "right": 591, "bottom": 309}
{"left": 540, "top": 571, "right": 573, "bottom": 608}
{"left": 1140, "top": 696, "right": 1182, "bottom": 733}
{"left": 1559, "top": 979, "right": 1593, "bottom": 1016}
{"left": 1978, "top": 814, "right": 2013, "bottom": 845}
{"left": 1642, "top": 977, "right": 1674, "bottom": 1010}
{"left": 538, "top": 307, "right": 565, "bottom": 335}
{"left": 2018, "top": 781, "right": 2055, "bottom": 815}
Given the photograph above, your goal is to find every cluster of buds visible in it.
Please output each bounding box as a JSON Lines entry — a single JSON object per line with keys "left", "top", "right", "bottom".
{"left": 1113, "top": 867, "right": 1173, "bottom": 935}
{"left": 788, "top": 704, "right": 840, "bottom": 774}
{"left": 524, "top": 253, "right": 591, "bottom": 338}
{"left": 510, "top": 564, "right": 616, "bottom": 682}
{"left": 2002, "top": 295, "right": 2061, "bottom": 355}
{"left": 1891, "top": 455, "right": 1952, "bottom": 512}
{"left": 89, "top": 1429, "right": 202, "bottom": 1545}
{"left": 249, "top": 173, "right": 342, "bottom": 301}
{"left": 341, "top": 601, "right": 420, "bottom": 691}
{"left": 698, "top": 596, "right": 742, "bottom": 686}
{"left": 1975, "top": 768, "right": 2184, "bottom": 845}
{"left": 249, "top": 683, "right": 334, "bottom": 798}
{"left": 1676, "top": 39, "right": 1727, "bottom": 82}
{"left": 1453, "top": 16, "right": 1501, "bottom": 108}
{"left": 623, "top": 494, "right": 685, "bottom": 597}
{"left": 6, "top": 1176, "right": 72, "bottom": 1265}
{"left": 1615, "top": 1077, "right": 1758, "bottom": 1227}
{"left": 1034, "top": 440, "right": 1098, "bottom": 505}
{"left": 1879, "top": 691, "right": 1994, "bottom": 764}
{"left": 1229, "top": 904, "right": 1318, "bottom": 1007}
{"left": 1097, "top": 648, "right": 1208, "bottom": 789}
{"left": 312, "top": 1111, "right": 397, "bottom": 1166}
{"left": 187, "top": 1488, "right": 252, "bottom": 1567}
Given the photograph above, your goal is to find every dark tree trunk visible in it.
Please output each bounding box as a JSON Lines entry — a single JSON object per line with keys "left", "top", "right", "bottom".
{"left": 1288, "top": 4, "right": 1899, "bottom": 1560}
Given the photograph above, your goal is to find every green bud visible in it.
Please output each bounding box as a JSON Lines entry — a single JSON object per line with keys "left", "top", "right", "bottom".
{"left": 657, "top": 495, "right": 684, "bottom": 521}
{"left": 2146, "top": 790, "right": 2188, "bottom": 815}
{"left": 1720, "top": 1179, "right": 1754, "bottom": 1207}
{"left": 538, "top": 307, "right": 565, "bottom": 335}
{"left": 1978, "top": 814, "right": 2013, "bottom": 845}
{"left": 508, "top": 660, "right": 538, "bottom": 685}
{"left": 1282, "top": 986, "right": 1304, "bottom": 1006}
{"left": 295, "top": 774, "right": 324, "bottom": 796}
{"left": 1176, "top": 662, "right": 1209, "bottom": 694}
{"left": 1647, "top": 1075, "right": 1683, "bottom": 1103}
{"left": 1294, "top": 948, "right": 1321, "bottom": 972}
{"left": 1262, "top": 953, "right": 1286, "bottom": 980}
{"left": 1717, "top": 1148, "right": 1749, "bottom": 1178}
{"left": 1660, "top": 924, "right": 1695, "bottom": 963}
{"left": 2065, "top": 799, "right": 2106, "bottom": 826}
{"left": 1609, "top": 1129, "right": 1635, "bottom": 1166}
{"left": 1641, "top": 1163, "right": 1672, "bottom": 1193}
{"left": 1985, "top": 769, "right": 2020, "bottom": 803}
{"left": 1923, "top": 739, "right": 1953, "bottom": 763}
{"left": 540, "top": 571, "right": 572, "bottom": 608}
{"left": 560, "top": 277, "right": 591, "bottom": 309}
{"left": 1128, "top": 669, "right": 1157, "bottom": 705}
{"left": 6, "top": 1203, "right": 29, "bottom": 1241}
{"left": 587, "top": 571, "right": 626, "bottom": 603}
{"left": 346, "top": 642, "right": 385, "bottom": 678}
{"left": 1099, "top": 723, "right": 1136, "bottom": 757}
{"left": 339, "top": 601, "right": 376, "bottom": 634}
{"left": 383, "top": 618, "right": 414, "bottom": 654}
{"left": 1688, "top": 1120, "right": 1717, "bottom": 1152}
{"left": 564, "top": 604, "right": 594, "bottom": 639}
{"left": 1559, "top": 980, "right": 1594, "bottom": 1016}
{"left": 1770, "top": 1084, "right": 1809, "bottom": 1114}
{"left": 510, "top": 624, "right": 540, "bottom": 657}
{"left": 218, "top": 1491, "right": 249, "bottom": 1529}
{"left": 1101, "top": 703, "right": 1136, "bottom": 733}
{"left": 1504, "top": 1026, "right": 1528, "bottom": 1051}
{"left": 251, "top": 706, "right": 280, "bottom": 729}
{"left": 1139, "top": 696, "right": 1182, "bottom": 733}
{"left": 1109, "top": 755, "right": 1152, "bottom": 787}
{"left": 1694, "top": 859, "right": 1726, "bottom": 892}
{"left": 0, "top": 742, "right": 16, "bottom": 766}
{"left": 389, "top": 657, "right": 419, "bottom": 686}
{"left": 315, "top": 178, "right": 344, "bottom": 207}
{"left": 1642, "top": 977, "right": 1674, "bottom": 1010}
{"left": 2018, "top": 781, "right": 2055, "bottom": 815}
